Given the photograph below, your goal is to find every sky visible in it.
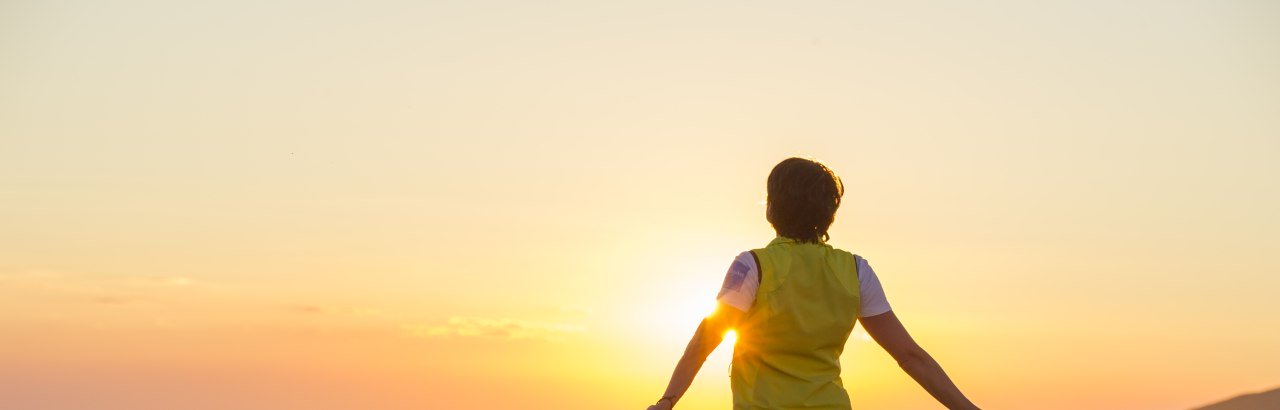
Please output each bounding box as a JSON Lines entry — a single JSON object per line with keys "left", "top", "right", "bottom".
{"left": 1, "top": 0, "right": 1278, "bottom": 409}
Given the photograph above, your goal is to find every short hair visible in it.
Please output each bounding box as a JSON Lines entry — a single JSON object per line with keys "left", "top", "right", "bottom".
{"left": 766, "top": 157, "right": 844, "bottom": 243}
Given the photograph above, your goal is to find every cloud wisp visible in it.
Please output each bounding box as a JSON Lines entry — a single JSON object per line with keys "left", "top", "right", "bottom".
{"left": 404, "top": 316, "right": 586, "bottom": 343}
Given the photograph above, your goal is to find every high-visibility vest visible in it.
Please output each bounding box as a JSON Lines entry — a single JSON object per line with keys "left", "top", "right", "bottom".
{"left": 731, "top": 236, "right": 862, "bottom": 410}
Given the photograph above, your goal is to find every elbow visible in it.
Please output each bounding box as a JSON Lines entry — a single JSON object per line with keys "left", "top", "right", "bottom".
{"left": 894, "top": 346, "right": 929, "bottom": 370}
{"left": 894, "top": 354, "right": 918, "bottom": 370}
{"left": 687, "top": 323, "right": 726, "bottom": 360}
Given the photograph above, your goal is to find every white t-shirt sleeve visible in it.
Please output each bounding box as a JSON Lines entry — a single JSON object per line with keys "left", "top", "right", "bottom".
{"left": 715, "top": 251, "right": 760, "bottom": 313}
{"left": 856, "top": 256, "right": 892, "bottom": 318}
{"left": 714, "top": 251, "right": 893, "bottom": 317}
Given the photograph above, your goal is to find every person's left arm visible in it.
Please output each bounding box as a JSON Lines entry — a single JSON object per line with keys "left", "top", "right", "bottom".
{"left": 646, "top": 303, "right": 744, "bottom": 410}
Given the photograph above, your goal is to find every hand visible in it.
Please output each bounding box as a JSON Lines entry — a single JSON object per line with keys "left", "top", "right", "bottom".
{"left": 646, "top": 398, "right": 673, "bottom": 410}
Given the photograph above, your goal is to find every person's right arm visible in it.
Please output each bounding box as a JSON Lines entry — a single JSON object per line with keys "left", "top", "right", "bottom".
{"left": 861, "top": 311, "right": 980, "bottom": 410}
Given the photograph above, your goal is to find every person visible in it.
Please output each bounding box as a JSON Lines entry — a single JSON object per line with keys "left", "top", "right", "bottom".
{"left": 646, "top": 158, "right": 980, "bottom": 410}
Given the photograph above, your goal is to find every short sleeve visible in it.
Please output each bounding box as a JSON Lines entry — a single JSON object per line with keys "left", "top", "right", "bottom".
{"left": 857, "top": 256, "right": 892, "bottom": 318}
{"left": 715, "top": 251, "right": 760, "bottom": 313}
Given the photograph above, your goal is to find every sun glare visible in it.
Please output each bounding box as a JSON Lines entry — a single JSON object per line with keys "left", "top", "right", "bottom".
{"left": 706, "top": 301, "right": 720, "bottom": 318}
{"left": 724, "top": 330, "right": 738, "bottom": 345}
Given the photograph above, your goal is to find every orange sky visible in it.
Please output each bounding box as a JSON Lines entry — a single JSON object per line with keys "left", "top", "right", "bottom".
{"left": 2, "top": 1, "right": 1279, "bottom": 409}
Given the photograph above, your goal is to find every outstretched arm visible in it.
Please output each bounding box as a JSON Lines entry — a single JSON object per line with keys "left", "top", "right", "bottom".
{"left": 861, "top": 311, "right": 980, "bottom": 410}
{"left": 646, "top": 302, "right": 743, "bottom": 410}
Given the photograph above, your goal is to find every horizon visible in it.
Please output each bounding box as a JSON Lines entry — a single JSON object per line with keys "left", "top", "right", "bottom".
{"left": 2, "top": 0, "right": 1279, "bottom": 409}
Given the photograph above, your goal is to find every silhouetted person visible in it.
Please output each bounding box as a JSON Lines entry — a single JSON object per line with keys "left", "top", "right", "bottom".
{"left": 646, "top": 157, "right": 980, "bottom": 410}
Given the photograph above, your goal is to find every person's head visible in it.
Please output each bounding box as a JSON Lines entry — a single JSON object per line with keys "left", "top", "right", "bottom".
{"left": 766, "top": 157, "right": 844, "bottom": 244}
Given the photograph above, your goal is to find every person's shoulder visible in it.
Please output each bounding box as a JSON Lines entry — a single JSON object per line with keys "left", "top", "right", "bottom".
{"left": 825, "top": 243, "right": 859, "bottom": 258}
{"left": 823, "top": 244, "right": 865, "bottom": 267}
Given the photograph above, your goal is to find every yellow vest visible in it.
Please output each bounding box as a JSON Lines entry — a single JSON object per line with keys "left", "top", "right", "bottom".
{"left": 731, "top": 237, "right": 861, "bottom": 410}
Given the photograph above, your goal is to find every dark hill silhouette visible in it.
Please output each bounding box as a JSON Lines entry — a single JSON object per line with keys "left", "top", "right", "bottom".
{"left": 1192, "top": 386, "right": 1280, "bottom": 410}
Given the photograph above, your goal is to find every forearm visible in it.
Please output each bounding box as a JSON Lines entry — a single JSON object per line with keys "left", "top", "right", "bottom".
{"left": 899, "top": 352, "right": 979, "bottom": 410}
{"left": 659, "top": 321, "right": 723, "bottom": 405}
